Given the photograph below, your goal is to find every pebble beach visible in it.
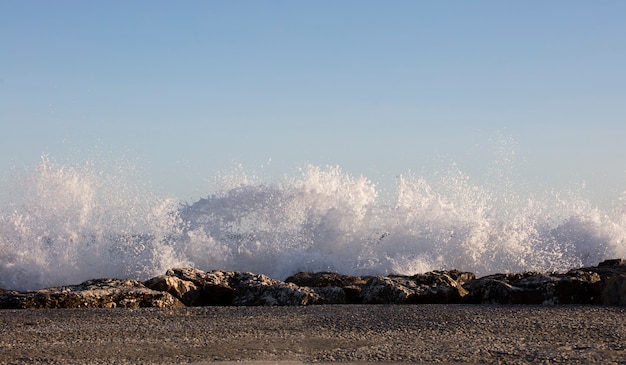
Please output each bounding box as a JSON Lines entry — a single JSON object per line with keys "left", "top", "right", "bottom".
{"left": 1, "top": 305, "right": 625, "bottom": 365}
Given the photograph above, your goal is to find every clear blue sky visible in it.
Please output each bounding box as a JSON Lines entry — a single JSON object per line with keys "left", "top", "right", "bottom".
{"left": 1, "top": 1, "right": 625, "bottom": 202}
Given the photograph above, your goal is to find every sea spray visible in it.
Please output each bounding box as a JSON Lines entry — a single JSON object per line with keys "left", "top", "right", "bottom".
{"left": 1, "top": 155, "right": 626, "bottom": 291}
{"left": 0, "top": 155, "right": 189, "bottom": 290}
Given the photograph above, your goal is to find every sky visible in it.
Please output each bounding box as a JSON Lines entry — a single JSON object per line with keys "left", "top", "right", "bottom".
{"left": 1, "top": 1, "right": 625, "bottom": 203}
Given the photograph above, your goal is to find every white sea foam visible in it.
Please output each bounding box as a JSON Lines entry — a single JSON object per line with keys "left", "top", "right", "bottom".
{"left": 1, "top": 154, "right": 625, "bottom": 290}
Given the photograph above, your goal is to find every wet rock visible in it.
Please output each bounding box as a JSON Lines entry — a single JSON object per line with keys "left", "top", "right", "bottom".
{"left": 0, "top": 278, "right": 184, "bottom": 309}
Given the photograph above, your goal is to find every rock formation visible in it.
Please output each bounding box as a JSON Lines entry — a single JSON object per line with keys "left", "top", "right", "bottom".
{"left": 0, "top": 278, "right": 184, "bottom": 309}
{"left": 1, "top": 259, "right": 625, "bottom": 308}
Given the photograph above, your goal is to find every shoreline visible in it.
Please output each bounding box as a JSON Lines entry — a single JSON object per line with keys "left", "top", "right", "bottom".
{"left": 1, "top": 305, "right": 625, "bottom": 364}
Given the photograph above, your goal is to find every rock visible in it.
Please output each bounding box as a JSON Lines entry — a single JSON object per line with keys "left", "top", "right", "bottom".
{"left": 229, "top": 272, "right": 321, "bottom": 306}
{"left": 571, "top": 259, "right": 626, "bottom": 305}
{"left": 3, "top": 259, "right": 626, "bottom": 308}
{"left": 285, "top": 271, "right": 370, "bottom": 304}
{"left": 463, "top": 277, "right": 524, "bottom": 304}
{"left": 601, "top": 274, "right": 626, "bottom": 305}
{"left": 311, "top": 286, "right": 349, "bottom": 304}
{"left": 445, "top": 270, "right": 476, "bottom": 286}
{"left": 554, "top": 270, "right": 602, "bottom": 304}
{"left": 144, "top": 275, "right": 204, "bottom": 306}
{"left": 146, "top": 268, "right": 322, "bottom": 306}
{"left": 598, "top": 258, "right": 626, "bottom": 267}
{"left": 360, "top": 271, "right": 469, "bottom": 304}
{"left": 285, "top": 272, "right": 369, "bottom": 287}
{"left": 144, "top": 268, "right": 236, "bottom": 306}
{"left": 465, "top": 269, "right": 605, "bottom": 305}
{"left": 360, "top": 276, "right": 413, "bottom": 304}
{"left": 0, "top": 278, "right": 185, "bottom": 309}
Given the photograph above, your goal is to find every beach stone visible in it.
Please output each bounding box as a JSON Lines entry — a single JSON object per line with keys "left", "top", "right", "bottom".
{"left": 0, "top": 278, "right": 185, "bottom": 309}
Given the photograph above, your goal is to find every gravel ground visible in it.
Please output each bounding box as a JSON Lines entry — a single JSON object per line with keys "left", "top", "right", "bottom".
{"left": 0, "top": 305, "right": 625, "bottom": 365}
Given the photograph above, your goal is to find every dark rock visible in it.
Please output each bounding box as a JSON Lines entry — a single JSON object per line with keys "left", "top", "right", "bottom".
{"left": 574, "top": 259, "right": 626, "bottom": 305}
{"left": 311, "top": 286, "right": 349, "bottom": 304}
{"left": 229, "top": 271, "right": 320, "bottom": 306}
{"left": 0, "top": 278, "right": 184, "bottom": 309}
{"left": 145, "top": 269, "right": 236, "bottom": 306}
{"left": 464, "top": 278, "right": 521, "bottom": 304}
{"left": 554, "top": 270, "right": 602, "bottom": 304}
{"left": 465, "top": 268, "right": 608, "bottom": 305}
{"left": 598, "top": 259, "right": 626, "bottom": 267}
{"left": 464, "top": 272, "right": 556, "bottom": 304}
{"left": 360, "top": 271, "right": 469, "bottom": 304}
{"left": 284, "top": 272, "right": 372, "bottom": 304}
{"left": 285, "top": 272, "right": 369, "bottom": 287}
{"left": 147, "top": 268, "right": 321, "bottom": 306}
{"left": 3, "top": 258, "right": 626, "bottom": 308}
{"left": 445, "top": 270, "right": 476, "bottom": 286}
{"left": 601, "top": 274, "right": 626, "bottom": 305}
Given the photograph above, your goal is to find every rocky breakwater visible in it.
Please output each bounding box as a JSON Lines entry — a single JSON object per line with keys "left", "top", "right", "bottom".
{"left": 1, "top": 259, "right": 625, "bottom": 308}
{"left": 0, "top": 278, "right": 184, "bottom": 309}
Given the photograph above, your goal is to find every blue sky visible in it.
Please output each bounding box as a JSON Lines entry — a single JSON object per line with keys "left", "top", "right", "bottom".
{"left": 1, "top": 1, "right": 625, "bottom": 202}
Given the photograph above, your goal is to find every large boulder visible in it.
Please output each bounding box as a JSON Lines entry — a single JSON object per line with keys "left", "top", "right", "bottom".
{"left": 553, "top": 270, "right": 602, "bottom": 304}
{"left": 464, "top": 268, "right": 606, "bottom": 305}
{"left": 360, "top": 271, "right": 470, "bottom": 304}
{"left": 229, "top": 271, "right": 321, "bottom": 306}
{"left": 463, "top": 273, "right": 554, "bottom": 304}
{"left": 146, "top": 268, "right": 323, "bottom": 306}
{"left": 285, "top": 271, "right": 369, "bottom": 287}
{"left": 144, "top": 268, "right": 235, "bottom": 306}
{"left": 586, "top": 259, "right": 626, "bottom": 305}
{"left": 0, "top": 278, "right": 184, "bottom": 309}
{"left": 285, "top": 271, "right": 371, "bottom": 303}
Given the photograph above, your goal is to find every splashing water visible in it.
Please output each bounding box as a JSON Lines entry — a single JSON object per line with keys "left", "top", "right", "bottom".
{"left": 1, "top": 155, "right": 626, "bottom": 290}
{"left": 0, "top": 155, "right": 189, "bottom": 290}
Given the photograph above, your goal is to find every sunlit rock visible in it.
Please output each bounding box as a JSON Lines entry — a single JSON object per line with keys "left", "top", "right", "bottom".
{"left": 0, "top": 278, "right": 184, "bottom": 309}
